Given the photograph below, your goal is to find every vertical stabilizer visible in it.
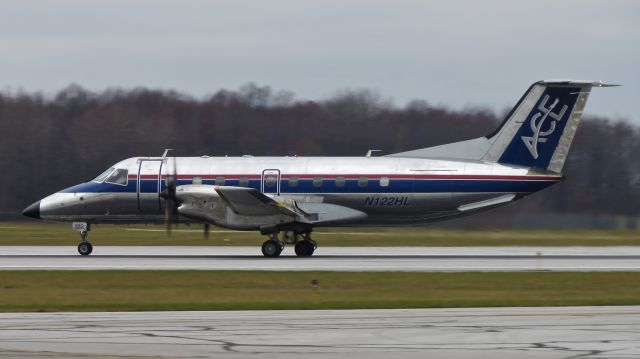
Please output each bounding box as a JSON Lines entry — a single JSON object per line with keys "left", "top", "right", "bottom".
{"left": 483, "top": 80, "right": 612, "bottom": 173}
{"left": 387, "top": 80, "right": 616, "bottom": 172}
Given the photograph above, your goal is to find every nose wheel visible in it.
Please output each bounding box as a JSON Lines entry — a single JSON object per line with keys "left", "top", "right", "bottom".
{"left": 77, "top": 229, "right": 93, "bottom": 256}
{"left": 77, "top": 241, "right": 93, "bottom": 256}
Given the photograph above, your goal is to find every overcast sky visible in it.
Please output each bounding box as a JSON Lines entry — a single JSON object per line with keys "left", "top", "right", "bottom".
{"left": 1, "top": 0, "right": 638, "bottom": 121}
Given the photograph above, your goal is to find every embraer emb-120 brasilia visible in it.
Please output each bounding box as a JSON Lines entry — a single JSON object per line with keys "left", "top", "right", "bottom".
{"left": 23, "top": 80, "right": 616, "bottom": 257}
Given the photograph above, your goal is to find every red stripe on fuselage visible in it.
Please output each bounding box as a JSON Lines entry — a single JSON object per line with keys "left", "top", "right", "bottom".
{"left": 131, "top": 174, "right": 562, "bottom": 181}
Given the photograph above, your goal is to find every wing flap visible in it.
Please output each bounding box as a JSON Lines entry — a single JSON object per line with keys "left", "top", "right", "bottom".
{"left": 214, "top": 186, "right": 298, "bottom": 217}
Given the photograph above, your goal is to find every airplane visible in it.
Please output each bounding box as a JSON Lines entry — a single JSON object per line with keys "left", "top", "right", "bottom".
{"left": 22, "top": 80, "right": 616, "bottom": 257}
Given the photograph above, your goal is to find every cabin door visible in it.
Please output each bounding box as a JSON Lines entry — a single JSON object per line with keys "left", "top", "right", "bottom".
{"left": 261, "top": 169, "right": 281, "bottom": 195}
{"left": 137, "top": 159, "right": 163, "bottom": 212}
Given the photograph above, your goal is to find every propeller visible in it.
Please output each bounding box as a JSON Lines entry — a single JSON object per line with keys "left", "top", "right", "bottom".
{"left": 159, "top": 155, "right": 213, "bottom": 240}
{"left": 160, "top": 156, "right": 178, "bottom": 236}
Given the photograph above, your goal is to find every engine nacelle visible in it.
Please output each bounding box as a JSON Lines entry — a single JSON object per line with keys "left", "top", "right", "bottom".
{"left": 175, "top": 184, "right": 297, "bottom": 230}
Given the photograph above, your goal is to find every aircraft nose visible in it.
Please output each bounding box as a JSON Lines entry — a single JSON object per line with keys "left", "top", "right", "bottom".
{"left": 22, "top": 201, "right": 41, "bottom": 219}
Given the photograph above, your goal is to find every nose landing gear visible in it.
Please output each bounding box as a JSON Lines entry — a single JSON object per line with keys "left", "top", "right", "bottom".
{"left": 73, "top": 222, "right": 93, "bottom": 256}
{"left": 77, "top": 235, "right": 93, "bottom": 256}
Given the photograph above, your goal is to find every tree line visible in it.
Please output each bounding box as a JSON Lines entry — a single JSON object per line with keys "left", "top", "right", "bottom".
{"left": 1, "top": 83, "right": 638, "bottom": 222}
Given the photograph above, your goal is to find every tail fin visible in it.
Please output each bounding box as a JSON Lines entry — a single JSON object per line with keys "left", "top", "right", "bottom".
{"left": 387, "top": 80, "right": 617, "bottom": 172}
{"left": 483, "top": 80, "right": 614, "bottom": 173}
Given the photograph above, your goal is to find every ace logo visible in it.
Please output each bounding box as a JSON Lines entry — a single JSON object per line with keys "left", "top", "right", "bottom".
{"left": 521, "top": 95, "right": 568, "bottom": 159}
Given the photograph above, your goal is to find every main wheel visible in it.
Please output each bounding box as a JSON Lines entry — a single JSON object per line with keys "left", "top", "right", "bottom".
{"left": 294, "top": 240, "right": 315, "bottom": 257}
{"left": 77, "top": 242, "right": 93, "bottom": 256}
{"left": 261, "top": 240, "right": 282, "bottom": 257}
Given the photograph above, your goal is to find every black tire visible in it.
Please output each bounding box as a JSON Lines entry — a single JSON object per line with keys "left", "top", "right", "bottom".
{"left": 78, "top": 242, "right": 93, "bottom": 256}
{"left": 261, "top": 240, "right": 281, "bottom": 257}
{"left": 294, "top": 241, "right": 315, "bottom": 257}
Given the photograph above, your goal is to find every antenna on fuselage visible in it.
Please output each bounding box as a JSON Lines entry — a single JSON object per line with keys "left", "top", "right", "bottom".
{"left": 365, "top": 149, "right": 381, "bottom": 157}
{"left": 162, "top": 149, "right": 174, "bottom": 158}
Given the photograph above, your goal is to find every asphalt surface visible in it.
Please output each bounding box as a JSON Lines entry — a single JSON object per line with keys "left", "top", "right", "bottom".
{"left": 0, "top": 246, "right": 639, "bottom": 271}
{"left": 1, "top": 306, "right": 639, "bottom": 358}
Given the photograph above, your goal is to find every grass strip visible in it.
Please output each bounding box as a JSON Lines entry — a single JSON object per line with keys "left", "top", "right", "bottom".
{"left": 1, "top": 222, "right": 640, "bottom": 246}
{"left": 1, "top": 271, "right": 639, "bottom": 312}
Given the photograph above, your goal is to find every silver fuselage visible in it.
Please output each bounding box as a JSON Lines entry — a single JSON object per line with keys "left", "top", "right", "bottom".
{"left": 35, "top": 156, "right": 561, "bottom": 228}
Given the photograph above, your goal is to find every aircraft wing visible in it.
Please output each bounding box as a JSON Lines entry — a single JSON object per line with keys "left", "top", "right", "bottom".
{"left": 174, "top": 185, "right": 367, "bottom": 228}
{"left": 214, "top": 188, "right": 368, "bottom": 223}
{"left": 214, "top": 186, "right": 300, "bottom": 217}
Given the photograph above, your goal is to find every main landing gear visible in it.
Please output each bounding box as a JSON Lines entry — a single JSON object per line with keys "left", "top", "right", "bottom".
{"left": 261, "top": 231, "right": 317, "bottom": 258}
{"left": 261, "top": 234, "right": 283, "bottom": 257}
{"left": 73, "top": 222, "right": 93, "bottom": 256}
{"left": 294, "top": 233, "right": 316, "bottom": 257}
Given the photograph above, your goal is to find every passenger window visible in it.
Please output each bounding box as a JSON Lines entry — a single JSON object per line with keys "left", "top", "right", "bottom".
{"left": 192, "top": 176, "right": 203, "bottom": 185}
{"left": 313, "top": 176, "right": 323, "bottom": 187}
{"left": 335, "top": 176, "right": 346, "bottom": 187}
{"left": 265, "top": 175, "right": 277, "bottom": 187}
{"left": 380, "top": 176, "right": 390, "bottom": 187}
{"left": 288, "top": 176, "right": 299, "bottom": 187}
{"left": 215, "top": 176, "right": 225, "bottom": 186}
{"left": 358, "top": 176, "right": 369, "bottom": 187}
{"left": 105, "top": 169, "right": 128, "bottom": 186}
{"left": 239, "top": 176, "right": 249, "bottom": 187}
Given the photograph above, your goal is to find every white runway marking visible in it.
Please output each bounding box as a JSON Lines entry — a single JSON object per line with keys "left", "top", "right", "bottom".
{"left": 0, "top": 246, "right": 639, "bottom": 271}
{"left": 0, "top": 306, "right": 639, "bottom": 358}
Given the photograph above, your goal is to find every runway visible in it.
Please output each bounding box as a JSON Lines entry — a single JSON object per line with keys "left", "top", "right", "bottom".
{"left": 1, "top": 246, "right": 640, "bottom": 271}
{"left": 0, "top": 306, "right": 639, "bottom": 358}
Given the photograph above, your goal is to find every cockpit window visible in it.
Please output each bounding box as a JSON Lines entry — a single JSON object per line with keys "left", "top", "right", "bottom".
{"left": 92, "top": 167, "right": 114, "bottom": 182}
{"left": 105, "top": 169, "right": 129, "bottom": 186}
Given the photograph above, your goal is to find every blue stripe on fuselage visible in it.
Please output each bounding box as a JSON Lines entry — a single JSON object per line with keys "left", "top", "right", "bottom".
{"left": 60, "top": 178, "right": 558, "bottom": 194}
{"left": 60, "top": 181, "right": 136, "bottom": 193}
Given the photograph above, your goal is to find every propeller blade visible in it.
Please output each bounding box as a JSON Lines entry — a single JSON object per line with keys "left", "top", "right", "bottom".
{"left": 204, "top": 223, "right": 210, "bottom": 240}
{"left": 165, "top": 198, "right": 174, "bottom": 236}
{"left": 161, "top": 156, "right": 179, "bottom": 237}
